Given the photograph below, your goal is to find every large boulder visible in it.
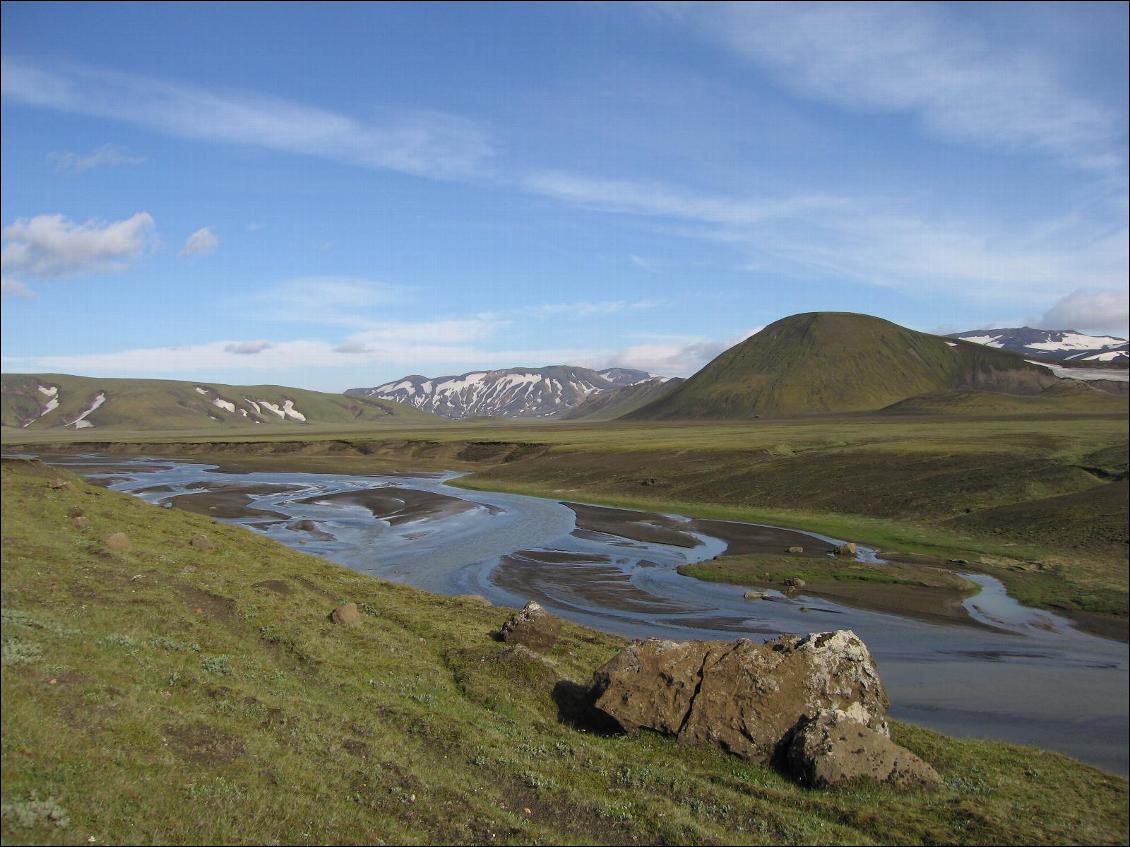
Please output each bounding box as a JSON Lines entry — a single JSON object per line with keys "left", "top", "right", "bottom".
{"left": 591, "top": 630, "right": 889, "bottom": 765}
{"left": 787, "top": 709, "right": 941, "bottom": 789}
{"left": 499, "top": 601, "right": 561, "bottom": 652}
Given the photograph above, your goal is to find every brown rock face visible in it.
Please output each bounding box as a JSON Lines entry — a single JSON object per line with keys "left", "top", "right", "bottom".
{"left": 499, "top": 601, "right": 561, "bottom": 652}
{"left": 329, "top": 602, "right": 362, "bottom": 626}
{"left": 591, "top": 631, "right": 889, "bottom": 765}
{"left": 787, "top": 709, "right": 941, "bottom": 789}
{"left": 103, "top": 532, "right": 131, "bottom": 552}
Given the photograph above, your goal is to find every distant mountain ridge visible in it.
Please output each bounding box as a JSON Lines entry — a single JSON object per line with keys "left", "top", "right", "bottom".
{"left": 347, "top": 366, "right": 661, "bottom": 420}
{"left": 948, "top": 327, "right": 1128, "bottom": 365}
{"left": 1, "top": 373, "right": 438, "bottom": 431}
{"left": 629, "top": 312, "right": 1067, "bottom": 420}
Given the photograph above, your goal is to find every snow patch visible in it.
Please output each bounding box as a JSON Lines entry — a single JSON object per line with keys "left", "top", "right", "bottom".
{"left": 944, "top": 341, "right": 957, "bottom": 347}
{"left": 282, "top": 399, "right": 306, "bottom": 422}
{"left": 37, "top": 384, "right": 58, "bottom": 397}
{"left": 194, "top": 386, "right": 209, "bottom": 395}
{"left": 257, "top": 400, "right": 286, "bottom": 418}
{"left": 67, "top": 392, "right": 106, "bottom": 428}
{"left": 212, "top": 397, "right": 236, "bottom": 414}
{"left": 960, "top": 334, "right": 1005, "bottom": 347}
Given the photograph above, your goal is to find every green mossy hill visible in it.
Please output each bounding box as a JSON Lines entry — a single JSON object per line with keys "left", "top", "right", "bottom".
{"left": 3, "top": 459, "right": 1127, "bottom": 845}
{"left": 880, "top": 381, "right": 1125, "bottom": 415}
{"left": 1, "top": 373, "right": 441, "bottom": 431}
{"left": 628, "top": 312, "right": 1057, "bottom": 419}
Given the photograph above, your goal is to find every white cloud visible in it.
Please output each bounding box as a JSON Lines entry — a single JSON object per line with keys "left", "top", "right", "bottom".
{"left": 1, "top": 277, "right": 35, "bottom": 299}
{"left": 1039, "top": 288, "right": 1129, "bottom": 335}
{"left": 672, "top": 2, "right": 1125, "bottom": 173}
{"left": 223, "top": 340, "right": 273, "bottom": 355}
{"left": 523, "top": 170, "right": 848, "bottom": 225}
{"left": 48, "top": 144, "right": 145, "bottom": 173}
{"left": 180, "top": 226, "right": 218, "bottom": 256}
{"left": 515, "top": 299, "right": 659, "bottom": 319}
{"left": 584, "top": 326, "right": 763, "bottom": 376}
{"left": 525, "top": 167, "right": 1129, "bottom": 305}
{"left": 2, "top": 55, "right": 497, "bottom": 180}
{"left": 1, "top": 211, "right": 155, "bottom": 279}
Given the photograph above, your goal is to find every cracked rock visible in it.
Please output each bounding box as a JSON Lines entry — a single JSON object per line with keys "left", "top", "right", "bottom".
{"left": 591, "top": 630, "right": 889, "bottom": 766}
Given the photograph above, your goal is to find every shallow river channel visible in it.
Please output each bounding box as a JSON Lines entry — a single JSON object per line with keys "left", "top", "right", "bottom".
{"left": 51, "top": 455, "right": 1129, "bottom": 776}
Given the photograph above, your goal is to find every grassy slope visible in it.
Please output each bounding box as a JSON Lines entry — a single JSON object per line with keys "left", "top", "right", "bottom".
{"left": 2, "top": 460, "right": 1127, "bottom": 846}
{"left": 564, "top": 379, "right": 684, "bottom": 421}
{"left": 629, "top": 312, "right": 1057, "bottom": 419}
{"left": 0, "top": 373, "right": 440, "bottom": 431}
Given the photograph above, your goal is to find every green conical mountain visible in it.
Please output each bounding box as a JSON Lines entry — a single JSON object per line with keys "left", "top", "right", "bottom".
{"left": 627, "top": 312, "right": 1059, "bottom": 419}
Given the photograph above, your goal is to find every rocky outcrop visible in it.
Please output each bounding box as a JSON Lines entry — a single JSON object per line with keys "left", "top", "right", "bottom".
{"left": 787, "top": 709, "right": 940, "bottom": 789}
{"left": 329, "top": 602, "right": 361, "bottom": 626}
{"left": 591, "top": 631, "right": 889, "bottom": 766}
{"left": 189, "top": 535, "right": 214, "bottom": 551}
{"left": 499, "top": 601, "right": 561, "bottom": 652}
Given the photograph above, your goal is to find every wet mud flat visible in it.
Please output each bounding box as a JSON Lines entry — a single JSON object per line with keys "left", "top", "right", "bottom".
{"left": 569, "top": 502, "right": 837, "bottom": 555}
{"left": 163, "top": 483, "right": 305, "bottom": 520}
{"left": 296, "top": 486, "right": 486, "bottom": 525}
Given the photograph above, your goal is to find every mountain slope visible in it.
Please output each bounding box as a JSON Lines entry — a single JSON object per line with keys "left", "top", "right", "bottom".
{"left": 628, "top": 312, "right": 1058, "bottom": 420}
{"left": 1, "top": 373, "right": 439, "bottom": 432}
{"left": 564, "top": 377, "right": 683, "bottom": 421}
{"left": 949, "top": 327, "right": 1128, "bottom": 364}
{"left": 348, "top": 366, "right": 656, "bottom": 420}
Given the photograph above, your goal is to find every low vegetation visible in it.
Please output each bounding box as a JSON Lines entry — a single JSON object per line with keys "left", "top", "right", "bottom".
{"left": 2, "top": 459, "right": 1127, "bottom": 845}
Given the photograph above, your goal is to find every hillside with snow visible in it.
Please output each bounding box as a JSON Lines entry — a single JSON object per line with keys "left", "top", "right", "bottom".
{"left": 948, "top": 328, "right": 1128, "bottom": 365}
{"left": 347, "top": 366, "right": 663, "bottom": 419}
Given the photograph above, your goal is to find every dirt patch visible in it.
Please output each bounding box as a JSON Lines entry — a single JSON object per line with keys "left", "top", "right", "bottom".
{"left": 290, "top": 575, "right": 339, "bottom": 601}
{"left": 163, "top": 720, "right": 246, "bottom": 764}
{"left": 285, "top": 519, "right": 335, "bottom": 540}
{"left": 252, "top": 579, "right": 293, "bottom": 596}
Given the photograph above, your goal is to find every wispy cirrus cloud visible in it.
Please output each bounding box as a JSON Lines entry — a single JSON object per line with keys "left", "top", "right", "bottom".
{"left": 1, "top": 211, "right": 156, "bottom": 283}
{"left": 48, "top": 143, "right": 145, "bottom": 173}
{"left": 180, "top": 226, "right": 219, "bottom": 257}
{"left": 1, "top": 277, "right": 36, "bottom": 299}
{"left": 667, "top": 2, "right": 1126, "bottom": 174}
{"left": 1, "top": 55, "right": 497, "bottom": 180}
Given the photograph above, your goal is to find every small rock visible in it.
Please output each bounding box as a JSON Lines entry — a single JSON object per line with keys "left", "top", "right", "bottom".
{"left": 71, "top": 516, "right": 91, "bottom": 530}
{"left": 640, "top": 477, "right": 657, "bottom": 486}
{"left": 48, "top": 479, "right": 72, "bottom": 490}
{"left": 947, "top": 558, "right": 970, "bottom": 566}
{"left": 67, "top": 507, "right": 84, "bottom": 519}
{"left": 499, "top": 601, "right": 561, "bottom": 652}
{"left": 189, "top": 535, "right": 214, "bottom": 551}
{"left": 787, "top": 546, "right": 804, "bottom": 554}
{"left": 787, "top": 709, "right": 941, "bottom": 789}
{"left": 329, "top": 602, "right": 362, "bottom": 626}
{"left": 103, "top": 532, "right": 130, "bottom": 552}
{"left": 743, "top": 590, "right": 768, "bottom": 601}
{"left": 783, "top": 577, "right": 806, "bottom": 589}
{"left": 836, "top": 542, "right": 857, "bottom": 557}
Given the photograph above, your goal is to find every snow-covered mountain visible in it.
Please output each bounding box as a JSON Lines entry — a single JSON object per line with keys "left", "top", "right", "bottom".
{"left": 346, "top": 366, "right": 662, "bottom": 419}
{"left": 948, "top": 327, "right": 1128, "bottom": 364}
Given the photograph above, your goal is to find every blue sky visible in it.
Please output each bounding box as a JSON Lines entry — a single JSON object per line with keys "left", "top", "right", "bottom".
{"left": 2, "top": 2, "right": 1127, "bottom": 390}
